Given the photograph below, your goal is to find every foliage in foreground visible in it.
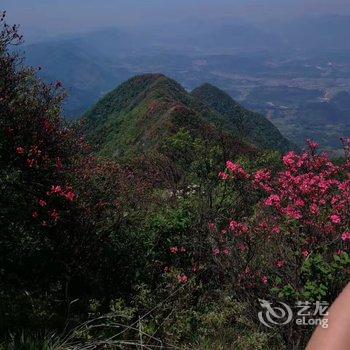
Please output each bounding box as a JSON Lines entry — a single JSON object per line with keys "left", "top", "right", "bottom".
{"left": 1, "top": 12, "right": 350, "bottom": 350}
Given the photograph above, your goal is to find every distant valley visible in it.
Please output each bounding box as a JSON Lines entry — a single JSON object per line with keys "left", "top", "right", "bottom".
{"left": 24, "top": 15, "right": 350, "bottom": 153}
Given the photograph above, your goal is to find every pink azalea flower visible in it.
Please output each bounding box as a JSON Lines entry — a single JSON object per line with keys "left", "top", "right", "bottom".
{"left": 16, "top": 147, "right": 25, "bottom": 155}
{"left": 295, "top": 198, "right": 305, "bottom": 207}
{"left": 218, "top": 171, "right": 229, "bottom": 181}
{"left": 271, "top": 226, "right": 281, "bottom": 234}
{"left": 282, "top": 151, "right": 297, "bottom": 168}
{"left": 229, "top": 220, "right": 239, "bottom": 231}
{"left": 50, "top": 210, "right": 60, "bottom": 222}
{"left": 208, "top": 223, "right": 217, "bottom": 231}
{"left": 223, "top": 248, "right": 231, "bottom": 256}
{"left": 341, "top": 232, "right": 350, "bottom": 242}
{"left": 285, "top": 205, "right": 302, "bottom": 220}
{"left": 212, "top": 248, "right": 220, "bottom": 256}
{"left": 27, "top": 159, "right": 36, "bottom": 168}
{"left": 261, "top": 276, "right": 268, "bottom": 285}
{"left": 264, "top": 195, "right": 280, "bottom": 207}
{"left": 276, "top": 260, "right": 285, "bottom": 268}
{"left": 331, "top": 214, "right": 341, "bottom": 224}
{"left": 39, "top": 199, "right": 47, "bottom": 207}
{"left": 310, "top": 203, "right": 320, "bottom": 215}
{"left": 238, "top": 243, "right": 247, "bottom": 252}
{"left": 170, "top": 247, "right": 178, "bottom": 254}
{"left": 254, "top": 169, "right": 271, "bottom": 182}
{"left": 226, "top": 161, "right": 248, "bottom": 178}
{"left": 302, "top": 250, "right": 310, "bottom": 258}
{"left": 226, "top": 161, "right": 237, "bottom": 172}
{"left": 50, "top": 185, "right": 62, "bottom": 194}
{"left": 64, "top": 191, "right": 76, "bottom": 202}
{"left": 307, "top": 139, "right": 319, "bottom": 151}
{"left": 319, "top": 199, "right": 326, "bottom": 206}
{"left": 177, "top": 274, "right": 188, "bottom": 284}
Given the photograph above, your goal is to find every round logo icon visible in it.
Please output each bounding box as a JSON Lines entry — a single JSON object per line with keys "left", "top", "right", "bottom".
{"left": 258, "top": 299, "right": 293, "bottom": 328}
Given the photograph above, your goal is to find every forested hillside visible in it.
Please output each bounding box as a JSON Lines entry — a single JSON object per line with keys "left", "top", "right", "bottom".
{"left": 1, "top": 12, "right": 350, "bottom": 350}
{"left": 192, "top": 83, "right": 294, "bottom": 152}
{"left": 84, "top": 74, "right": 292, "bottom": 158}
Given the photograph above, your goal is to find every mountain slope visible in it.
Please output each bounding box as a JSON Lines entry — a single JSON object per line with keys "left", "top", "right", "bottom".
{"left": 84, "top": 74, "right": 248, "bottom": 158}
{"left": 25, "top": 40, "right": 131, "bottom": 118}
{"left": 84, "top": 74, "right": 292, "bottom": 158}
{"left": 191, "top": 83, "right": 294, "bottom": 152}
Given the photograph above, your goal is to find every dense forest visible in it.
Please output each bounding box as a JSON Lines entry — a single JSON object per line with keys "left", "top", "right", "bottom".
{"left": 1, "top": 13, "right": 350, "bottom": 349}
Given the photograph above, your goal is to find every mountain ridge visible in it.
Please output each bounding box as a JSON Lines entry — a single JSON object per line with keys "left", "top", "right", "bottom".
{"left": 84, "top": 74, "right": 293, "bottom": 157}
{"left": 191, "top": 83, "right": 294, "bottom": 152}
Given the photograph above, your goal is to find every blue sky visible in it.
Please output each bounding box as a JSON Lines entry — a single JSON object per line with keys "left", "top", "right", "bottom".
{"left": 4, "top": 0, "right": 350, "bottom": 35}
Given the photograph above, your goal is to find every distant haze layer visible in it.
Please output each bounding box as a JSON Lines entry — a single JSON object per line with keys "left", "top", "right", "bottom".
{"left": 4, "top": 0, "right": 350, "bottom": 39}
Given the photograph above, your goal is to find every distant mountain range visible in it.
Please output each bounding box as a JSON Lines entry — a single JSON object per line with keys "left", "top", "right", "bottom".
{"left": 26, "top": 15, "right": 350, "bottom": 53}
{"left": 23, "top": 14, "right": 350, "bottom": 151}
{"left": 24, "top": 40, "right": 131, "bottom": 117}
{"left": 83, "top": 74, "right": 293, "bottom": 157}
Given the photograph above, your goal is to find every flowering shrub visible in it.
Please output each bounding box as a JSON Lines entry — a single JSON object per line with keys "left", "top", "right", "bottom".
{"left": 0, "top": 13, "right": 153, "bottom": 332}
{"left": 1, "top": 11, "right": 350, "bottom": 349}
{"left": 206, "top": 141, "right": 350, "bottom": 345}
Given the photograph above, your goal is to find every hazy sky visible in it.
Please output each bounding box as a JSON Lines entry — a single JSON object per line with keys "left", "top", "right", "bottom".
{"left": 4, "top": 0, "right": 350, "bottom": 36}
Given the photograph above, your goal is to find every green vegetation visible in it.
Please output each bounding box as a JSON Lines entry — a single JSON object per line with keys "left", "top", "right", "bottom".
{"left": 192, "top": 83, "right": 294, "bottom": 152}
{"left": 2, "top": 14, "right": 350, "bottom": 350}
{"left": 84, "top": 74, "right": 293, "bottom": 159}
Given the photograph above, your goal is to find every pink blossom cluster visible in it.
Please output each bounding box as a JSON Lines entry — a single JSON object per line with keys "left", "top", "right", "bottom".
{"left": 177, "top": 274, "right": 188, "bottom": 284}
{"left": 225, "top": 161, "right": 249, "bottom": 179}
{"left": 252, "top": 149, "right": 350, "bottom": 239}
{"left": 46, "top": 185, "right": 76, "bottom": 202}
{"left": 214, "top": 142, "right": 350, "bottom": 287}
{"left": 170, "top": 246, "right": 187, "bottom": 254}
{"left": 34, "top": 185, "right": 77, "bottom": 226}
{"left": 229, "top": 220, "right": 249, "bottom": 236}
{"left": 212, "top": 247, "right": 231, "bottom": 256}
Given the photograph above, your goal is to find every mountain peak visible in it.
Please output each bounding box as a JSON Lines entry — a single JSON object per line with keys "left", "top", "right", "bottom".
{"left": 192, "top": 82, "right": 294, "bottom": 152}
{"left": 192, "top": 83, "right": 241, "bottom": 109}
{"left": 84, "top": 75, "right": 293, "bottom": 157}
{"left": 126, "top": 73, "right": 166, "bottom": 84}
{"left": 194, "top": 82, "right": 223, "bottom": 93}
